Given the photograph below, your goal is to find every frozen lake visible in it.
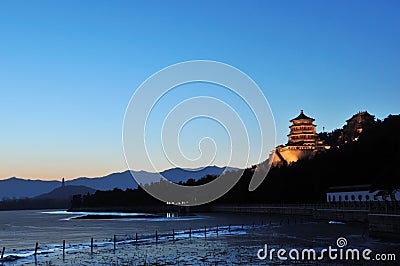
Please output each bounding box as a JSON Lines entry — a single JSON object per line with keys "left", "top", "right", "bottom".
{"left": 0, "top": 209, "right": 398, "bottom": 265}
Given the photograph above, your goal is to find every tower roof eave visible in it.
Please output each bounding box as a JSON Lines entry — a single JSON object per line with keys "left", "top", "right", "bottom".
{"left": 290, "top": 110, "right": 315, "bottom": 122}
{"left": 289, "top": 123, "right": 316, "bottom": 128}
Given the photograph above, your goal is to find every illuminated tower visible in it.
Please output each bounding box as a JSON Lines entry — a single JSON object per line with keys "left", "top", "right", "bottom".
{"left": 273, "top": 110, "right": 328, "bottom": 166}
{"left": 287, "top": 110, "right": 317, "bottom": 147}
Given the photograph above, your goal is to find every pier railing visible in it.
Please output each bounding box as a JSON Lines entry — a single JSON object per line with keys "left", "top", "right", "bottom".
{"left": 0, "top": 221, "right": 284, "bottom": 264}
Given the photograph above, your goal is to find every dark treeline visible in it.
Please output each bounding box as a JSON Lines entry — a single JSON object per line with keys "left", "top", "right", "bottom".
{"left": 70, "top": 187, "right": 160, "bottom": 209}
{"left": 0, "top": 198, "right": 69, "bottom": 210}
{"left": 70, "top": 174, "right": 218, "bottom": 210}
{"left": 70, "top": 114, "right": 400, "bottom": 209}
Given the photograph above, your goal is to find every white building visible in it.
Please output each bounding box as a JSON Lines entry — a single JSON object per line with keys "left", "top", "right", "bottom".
{"left": 326, "top": 184, "right": 400, "bottom": 202}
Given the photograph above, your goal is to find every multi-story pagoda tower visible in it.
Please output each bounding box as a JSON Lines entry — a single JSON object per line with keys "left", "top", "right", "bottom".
{"left": 273, "top": 109, "right": 328, "bottom": 166}
{"left": 287, "top": 110, "right": 317, "bottom": 147}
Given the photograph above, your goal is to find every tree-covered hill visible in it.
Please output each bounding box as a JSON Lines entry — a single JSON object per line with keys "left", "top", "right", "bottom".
{"left": 70, "top": 113, "right": 400, "bottom": 209}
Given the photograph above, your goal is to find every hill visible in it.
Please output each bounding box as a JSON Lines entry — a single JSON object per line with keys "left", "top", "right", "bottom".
{"left": 216, "top": 113, "right": 400, "bottom": 203}
{"left": 0, "top": 185, "right": 95, "bottom": 211}
{"left": 34, "top": 185, "right": 96, "bottom": 201}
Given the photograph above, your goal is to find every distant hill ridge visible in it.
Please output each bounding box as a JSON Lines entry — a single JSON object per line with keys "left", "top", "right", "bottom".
{"left": 0, "top": 166, "right": 238, "bottom": 199}
{"left": 34, "top": 185, "right": 96, "bottom": 201}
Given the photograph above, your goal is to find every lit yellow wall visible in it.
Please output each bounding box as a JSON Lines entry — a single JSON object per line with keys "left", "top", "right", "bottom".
{"left": 272, "top": 148, "right": 315, "bottom": 166}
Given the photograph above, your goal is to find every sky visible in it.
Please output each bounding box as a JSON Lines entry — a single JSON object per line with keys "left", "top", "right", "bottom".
{"left": 0, "top": 0, "right": 399, "bottom": 180}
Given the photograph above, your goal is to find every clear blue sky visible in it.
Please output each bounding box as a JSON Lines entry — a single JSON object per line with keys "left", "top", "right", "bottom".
{"left": 0, "top": 0, "right": 399, "bottom": 180}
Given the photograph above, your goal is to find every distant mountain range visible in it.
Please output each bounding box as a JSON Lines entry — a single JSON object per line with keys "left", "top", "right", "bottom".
{"left": 0, "top": 166, "right": 238, "bottom": 199}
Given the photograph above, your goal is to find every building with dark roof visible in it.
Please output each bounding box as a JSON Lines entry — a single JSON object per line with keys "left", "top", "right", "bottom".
{"left": 342, "top": 111, "right": 375, "bottom": 143}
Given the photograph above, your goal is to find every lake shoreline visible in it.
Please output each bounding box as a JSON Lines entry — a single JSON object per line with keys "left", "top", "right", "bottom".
{"left": 68, "top": 203, "right": 400, "bottom": 240}
{"left": 211, "top": 204, "right": 400, "bottom": 239}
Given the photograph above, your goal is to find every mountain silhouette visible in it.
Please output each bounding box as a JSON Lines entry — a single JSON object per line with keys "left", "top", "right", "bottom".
{"left": 34, "top": 185, "right": 96, "bottom": 201}
{"left": 0, "top": 166, "right": 237, "bottom": 199}
{"left": 0, "top": 177, "right": 60, "bottom": 200}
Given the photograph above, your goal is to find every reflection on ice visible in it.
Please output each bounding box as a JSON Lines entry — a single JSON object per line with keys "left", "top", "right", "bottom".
{"left": 41, "top": 210, "right": 150, "bottom": 216}
{"left": 328, "top": 220, "right": 346, "bottom": 225}
{"left": 42, "top": 210, "right": 204, "bottom": 221}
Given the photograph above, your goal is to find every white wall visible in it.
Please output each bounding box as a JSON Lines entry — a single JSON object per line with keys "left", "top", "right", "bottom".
{"left": 326, "top": 190, "right": 400, "bottom": 202}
